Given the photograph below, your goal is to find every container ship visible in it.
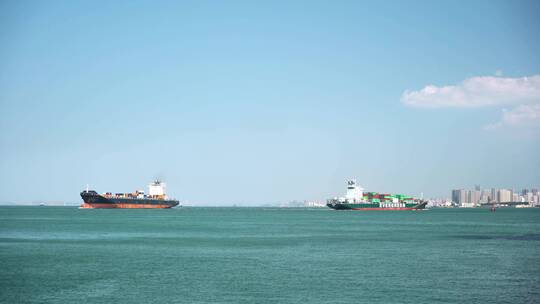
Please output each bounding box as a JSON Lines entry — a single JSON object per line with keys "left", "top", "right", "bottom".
{"left": 80, "top": 180, "right": 179, "bottom": 209}
{"left": 327, "top": 180, "right": 427, "bottom": 211}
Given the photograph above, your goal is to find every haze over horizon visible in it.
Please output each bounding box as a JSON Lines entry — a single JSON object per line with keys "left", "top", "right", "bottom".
{"left": 1, "top": 1, "right": 539, "bottom": 205}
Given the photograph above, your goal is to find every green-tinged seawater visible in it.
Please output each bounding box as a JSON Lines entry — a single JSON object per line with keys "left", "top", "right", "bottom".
{"left": 0, "top": 207, "right": 539, "bottom": 304}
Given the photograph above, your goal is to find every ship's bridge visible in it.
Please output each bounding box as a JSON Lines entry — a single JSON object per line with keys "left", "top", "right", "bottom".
{"left": 345, "top": 180, "right": 364, "bottom": 202}
{"left": 148, "top": 180, "right": 167, "bottom": 198}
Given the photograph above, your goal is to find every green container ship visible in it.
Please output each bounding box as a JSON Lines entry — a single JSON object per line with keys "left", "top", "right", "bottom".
{"left": 327, "top": 180, "right": 427, "bottom": 211}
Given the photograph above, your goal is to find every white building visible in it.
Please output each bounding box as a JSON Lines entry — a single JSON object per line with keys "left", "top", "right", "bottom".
{"left": 498, "top": 189, "right": 512, "bottom": 203}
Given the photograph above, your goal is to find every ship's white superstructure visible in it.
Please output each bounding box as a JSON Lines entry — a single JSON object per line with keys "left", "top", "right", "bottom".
{"left": 344, "top": 180, "right": 364, "bottom": 202}
{"left": 148, "top": 180, "right": 166, "bottom": 198}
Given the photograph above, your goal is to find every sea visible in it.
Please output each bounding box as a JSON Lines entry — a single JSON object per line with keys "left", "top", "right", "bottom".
{"left": 0, "top": 206, "right": 539, "bottom": 304}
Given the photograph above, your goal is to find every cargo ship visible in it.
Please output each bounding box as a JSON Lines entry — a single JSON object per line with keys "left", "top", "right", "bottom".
{"left": 80, "top": 180, "right": 179, "bottom": 209}
{"left": 327, "top": 180, "right": 427, "bottom": 210}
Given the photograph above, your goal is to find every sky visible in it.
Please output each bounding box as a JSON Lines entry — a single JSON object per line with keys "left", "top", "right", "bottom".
{"left": 1, "top": 0, "right": 539, "bottom": 205}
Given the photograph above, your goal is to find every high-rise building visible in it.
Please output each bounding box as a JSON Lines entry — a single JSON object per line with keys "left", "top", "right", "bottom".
{"left": 452, "top": 189, "right": 460, "bottom": 204}
{"left": 480, "top": 190, "right": 490, "bottom": 203}
{"left": 452, "top": 189, "right": 468, "bottom": 206}
{"left": 468, "top": 190, "right": 481, "bottom": 205}
{"left": 491, "top": 188, "right": 498, "bottom": 203}
{"left": 498, "top": 189, "right": 512, "bottom": 203}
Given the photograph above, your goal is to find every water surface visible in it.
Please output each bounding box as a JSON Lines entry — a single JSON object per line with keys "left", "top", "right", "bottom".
{"left": 1, "top": 207, "right": 539, "bottom": 303}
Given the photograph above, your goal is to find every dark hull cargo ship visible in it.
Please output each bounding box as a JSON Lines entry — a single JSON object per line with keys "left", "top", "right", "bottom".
{"left": 327, "top": 180, "right": 427, "bottom": 211}
{"left": 80, "top": 180, "right": 179, "bottom": 209}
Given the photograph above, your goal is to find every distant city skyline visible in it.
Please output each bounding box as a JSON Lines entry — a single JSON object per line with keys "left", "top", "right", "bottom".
{"left": 451, "top": 186, "right": 540, "bottom": 207}
{"left": 1, "top": 1, "right": 539, "bottom": 205}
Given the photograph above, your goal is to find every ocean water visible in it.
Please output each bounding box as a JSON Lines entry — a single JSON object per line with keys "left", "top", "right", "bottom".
{"left": 0, "top": 207, "right": 539, "bottom": 304}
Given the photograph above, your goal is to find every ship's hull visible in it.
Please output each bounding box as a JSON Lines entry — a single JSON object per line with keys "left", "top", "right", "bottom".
{"left": 327, "top": 201, "right": 427, "bottom": 211}
{"left": 79, "top": 203, "right": 176, "bottom": 209}
{"left": 80, "top": 191, "right": 179, "bottom": 209}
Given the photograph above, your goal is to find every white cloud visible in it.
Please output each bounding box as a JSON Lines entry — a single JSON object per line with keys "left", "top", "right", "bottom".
{"left": 484, "top": 104, "right": 540, "bottom": 130}
{"left": 401, "top": 75, "right": 540, "bottom": 108}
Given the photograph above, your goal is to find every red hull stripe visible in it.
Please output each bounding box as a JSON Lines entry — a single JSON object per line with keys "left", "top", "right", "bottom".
{"left": 350, "top": 207, "right": 417, "bottom": 211}
{"left": 80, "top": 203, "right": 173, "bottom": 209}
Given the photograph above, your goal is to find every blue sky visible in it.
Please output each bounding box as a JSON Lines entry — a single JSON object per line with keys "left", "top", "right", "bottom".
{"left": 1, "top": 0, "right": 539, "bottom": 205}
